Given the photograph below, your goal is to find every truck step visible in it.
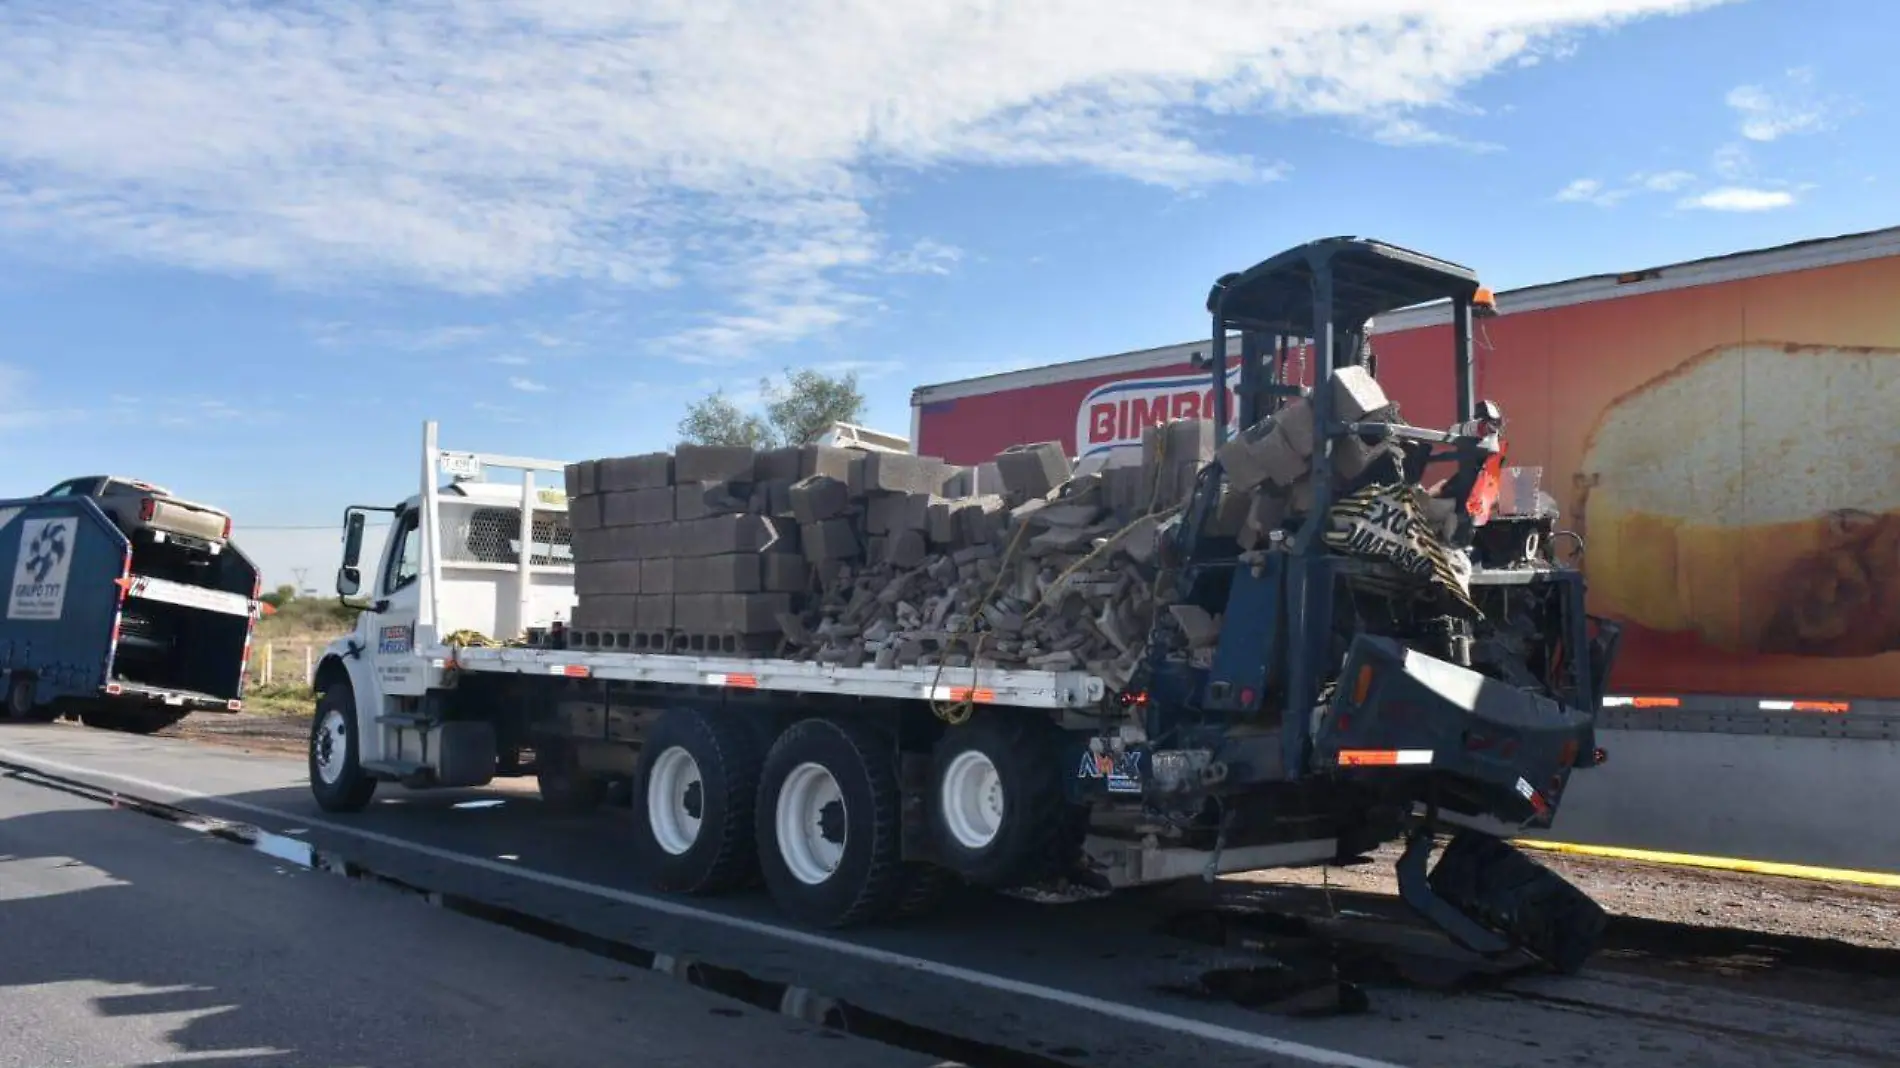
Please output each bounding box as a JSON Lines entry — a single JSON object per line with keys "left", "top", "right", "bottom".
{"left": 375, "top": 713, "right": 435, "bottom": 728}
{"left": 362, "top": 759, "right": 433, "bottom": 781}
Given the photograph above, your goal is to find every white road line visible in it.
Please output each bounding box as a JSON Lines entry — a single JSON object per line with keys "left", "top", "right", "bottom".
{"left": 0, "top": 745, "right": 1407, "bottom": 1068}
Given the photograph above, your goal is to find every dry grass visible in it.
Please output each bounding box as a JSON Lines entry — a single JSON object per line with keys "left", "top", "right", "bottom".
{"left": 241, "top": 596, "right": 358, "bottom": 716}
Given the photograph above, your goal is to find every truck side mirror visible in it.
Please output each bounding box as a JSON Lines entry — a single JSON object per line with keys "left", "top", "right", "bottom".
{"left": 336, "top": 565, "right": 362, "bottom": 597}
{"left": 341, "top": 511, "right": 366, "bottom": 567}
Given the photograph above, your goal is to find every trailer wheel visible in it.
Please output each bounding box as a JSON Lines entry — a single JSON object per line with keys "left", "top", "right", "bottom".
{"left": 535, "top": 741, "right": 609, "bottom": 815}
{"left": 309, "top": 688, "right": 377, "bottom": 813}
{"left": 630, "top": 708, "right": 764, "bottom": 895}
{"left": 755, "top": 717, "right": 904, "bottom": 928}
{"left": 1428, "top": 831, "right": 1608, "bottom": 975}
{"left": 928, "top": 713, "right": 1074, "bottom": 888}
{"left": 4, "top": 673, "right": 55, "bottom": 723}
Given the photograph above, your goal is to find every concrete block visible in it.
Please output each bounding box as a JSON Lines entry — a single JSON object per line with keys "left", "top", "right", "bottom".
{"left": 1331, "top": 365, "right": 1389, "bottom": 423}
{"left": 671, "top": 515, "right": 785, "bottom": 557}
{"left": 601, "top": 487, "right": 675, "bottom": 528}
{"left": 586, "top": 594, "right": 641, "bottom": 630}
{"left": 763, "top": 479, "right": 795, "bottom": 518}
{"left": 607, "top": 523, "right": 677, "bottom": 560}
{"left": 639, "top": 557, "right": 676, "bottom": 594}
{"left": 802, "top": 518, "right": 861, "bottom": 561}
{"left": 972, "top": 461, "right": 1002, "bottom": 496}
{"left": 941, "top": 467, "right": 975, "bottom": 498}
{"left": 635, "top": 594, "right": 675, "bottom": 631}
{"left": 762, "top": 552, "right": 811, "bottom": 593}
{"left": 861, "top": 452, "right": 950, "bottom": 496}
{"left": 577, "top": 559, "right": 642, "bottom": 597}
{"left": 993, "top": 442, "right": 1070, "bottom": 501}
{"left": 1274, "top": 399, "right": 1315, "bottom": 457}
{"left": 867, "top": 491, "right": 931, "bottom": 535}
{"left": 864, "top": 534, "right": 888, "bottom": 564}
{"left": 596, "top": 452, "right": 674, "bottom": 492}
{"left": 677, "top": 553, "right": 762, "bottom": 594}
{"left": 798, "top": 445, "right": 859, "bottom": 483}
{"left": 569, "top": 596, "right": 604, "bottom": 629}
{"left": 676, "top": 593, "right": 791, "bottom": 636}
{"left": 673, "top": 444, "right": 758, "bottom": 484}
{"left": 758, "top": 446, "right": 803, "bottom": 482}
{"left": 564, "top": 460, "right": 597, "bottom": 499}
{"left": 1103, "top": 466, "right": 1146, "bottom": 518}
{"left": 571, "top": 528, "right": 609, "bottom": 563}
{"left": 1207, "top": 488, "right": 1251, "bottom": 539}
{"left": 568, "top": 494, "right": 604, "bottom": 532}
{"left": 956, "top": 497, "right": 1005, "bottom": 544}
{"left": 676, "top": 481, "right": 748, "bottom": 522}
{"left": 1219, "top": 421, "right": 1307, "bottom": 493}
{"left": 790, "top": 475, "right": 852, "bottom": 524}
{"left": 926, "top": 500, "right": 960, "bottom": 545}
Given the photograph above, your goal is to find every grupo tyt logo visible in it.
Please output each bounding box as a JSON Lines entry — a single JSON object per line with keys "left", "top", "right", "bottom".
{"left": 26, "top": 522, "right": 68, "bottom": 584}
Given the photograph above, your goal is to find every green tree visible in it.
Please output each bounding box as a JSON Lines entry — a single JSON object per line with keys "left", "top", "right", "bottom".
{"left": 678, "top": 368, "right": 866, "bottom": 449}
{"left": 260, "top": 583, "right": 297, "bottom": 609}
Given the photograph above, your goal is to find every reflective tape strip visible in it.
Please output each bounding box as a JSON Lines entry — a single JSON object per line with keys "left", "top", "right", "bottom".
{"left": 705, "top": 673, "right": 759, "bottom": 688}
{"left": 1760, "top": 699, "right": 1850, "bottom": 714}
{"left": 550, "top": 664, "right": 590, "bottom": 678}
{"left": 927, "top": 685, "right": 996, "bottom": 703}
{"left": 1337, "top": 749, "right": 1433, "bottom": 767}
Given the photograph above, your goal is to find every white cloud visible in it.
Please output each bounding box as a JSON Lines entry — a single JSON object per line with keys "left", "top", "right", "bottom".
{"left": 0, "top": 0, "right": 1732, "bottom": 354}
{"left": 1678, "top": 186, "right": 1796, "bottom": 212}
{"left": 488, "top": 354, "right": 532, "bottom": 366}
{"left": 1553, "top": 178, "right": 1628, "bottom": 207}
{"left": 887, "top": 239, "right": 964, "bottom": 277}
{"left": 1634, "top": 169, "right": 1695, "bottom": 191}
{"left": 508, "top": 376, "right": 550, "bottom": 393}
{"left": 1725, "top": 67, "right": 1842, "bottom": 142}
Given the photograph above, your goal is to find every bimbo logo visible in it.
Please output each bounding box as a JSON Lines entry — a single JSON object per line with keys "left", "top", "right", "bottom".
{"left": 1074, "top": 371, "right": 1240, "bottom": 458}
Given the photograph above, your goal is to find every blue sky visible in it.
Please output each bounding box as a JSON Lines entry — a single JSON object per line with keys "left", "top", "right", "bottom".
{"left": 0, "top": 0, "right": 1892, "bottom": 587}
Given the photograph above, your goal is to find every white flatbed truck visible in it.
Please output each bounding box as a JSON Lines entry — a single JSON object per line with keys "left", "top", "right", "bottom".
{"left": 309, "top": 421, "right": 1342, "bottom": 928}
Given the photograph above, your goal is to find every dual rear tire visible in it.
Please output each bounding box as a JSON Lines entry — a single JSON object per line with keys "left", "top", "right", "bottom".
{"left": 629, "top": 707, "right": 1076, "bottom": 928}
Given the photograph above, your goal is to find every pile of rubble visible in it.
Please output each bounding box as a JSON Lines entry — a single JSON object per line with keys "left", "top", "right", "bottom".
{"left": 562, "top": 365, "right": 1415, "bottom": 682}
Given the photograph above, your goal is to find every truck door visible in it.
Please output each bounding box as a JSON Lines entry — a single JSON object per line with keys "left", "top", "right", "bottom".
{"left": 367, "top": 504, "right": 430, "bottom": 698}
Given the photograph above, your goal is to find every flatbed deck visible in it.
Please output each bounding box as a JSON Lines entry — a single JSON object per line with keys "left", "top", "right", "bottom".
{"left": 440, "top": 644, "right": 1109, "bottom": 710}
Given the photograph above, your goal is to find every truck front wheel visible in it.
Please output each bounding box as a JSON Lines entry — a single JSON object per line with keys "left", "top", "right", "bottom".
{"left": 630, "top": 707, "right": 764, "bottom": 895}
{"left": 309, "top": 688, "right": 377, "bottom": 813}
{"left": 755, "top": 717, "right": 904, "bottom": 928}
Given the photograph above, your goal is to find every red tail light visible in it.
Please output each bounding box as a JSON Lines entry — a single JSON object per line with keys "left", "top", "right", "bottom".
{"left": 139, "top": 497, "right": 155, "bottom": 521}
{"left": 222, "top": 515, "right": 233, "bottom": 539}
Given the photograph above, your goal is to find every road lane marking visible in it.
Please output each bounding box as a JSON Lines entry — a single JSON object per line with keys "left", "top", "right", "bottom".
{"left": 0, "top": 745, "right": 1407, "bottom": 1068}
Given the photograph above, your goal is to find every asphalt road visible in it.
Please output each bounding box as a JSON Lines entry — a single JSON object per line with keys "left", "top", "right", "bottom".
{"left": 2, "top": 723, "right": 1896, "bottom": 1068}
{"left": 0, "top": 771, "right": 941, "bottom": 1068}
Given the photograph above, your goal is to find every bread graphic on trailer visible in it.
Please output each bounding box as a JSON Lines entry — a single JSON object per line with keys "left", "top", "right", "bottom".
{"left": 1576, "top": 340, "right": 1900, "bottom": 657}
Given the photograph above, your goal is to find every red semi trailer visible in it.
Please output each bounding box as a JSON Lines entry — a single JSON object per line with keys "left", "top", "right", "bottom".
{"left": 912, "top": 227, "right": 1900, "bottom": 872}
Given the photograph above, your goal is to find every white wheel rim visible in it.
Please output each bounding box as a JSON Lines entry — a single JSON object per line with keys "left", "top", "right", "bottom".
{"left": 314, "top": 708, "right": 348, "bottom": 785}
{"left": 647, "top": 746, "right": 705, "bottom": 856}
{"left": 775, "top": 761, "right": 847, "bottom": 886}
{"left": 941, "top": 749, "right": 1005, "bottom": 850}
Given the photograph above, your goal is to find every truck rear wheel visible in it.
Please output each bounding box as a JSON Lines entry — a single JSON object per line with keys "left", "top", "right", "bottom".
{"left": 928, "top": 713, "right": 1074, "bottom": 888}
{"left": 309, "top": 688, "right": 377, "bottom": 813}
{"left": 755, "top": 717, "right": 904, "bottom": 928}
{"left": 630, "top": 708, "right": 764, "bottom": 895}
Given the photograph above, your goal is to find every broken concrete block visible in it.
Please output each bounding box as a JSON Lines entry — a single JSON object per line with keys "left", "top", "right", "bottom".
{"left": 790, "top": 475, "right": 852, "bottom": 524}
{"left": 675, "top": 481, "right": 748, "bottom": 522}
{"left": 676, "top": 553, "right": 761, "bottom": 594}
{"left": 765, "top": 479, "right": 795, "bottom": 518}
{"left": 1168, "top": 604, "right": 1222, "bottom": 648}
{"left": 1207, "top": 488, "right": 1251, "bottom": 538}
{"left": 601, "top": 487, "right": 675, "bottom": 528}
{"left": 885, "top": 529, "right": 929, "bottom": 569}
{"left": 595, "top": 452, "right": 674, "bottom": 492}
{"left": 861, "top": 452, "right": 950, "bottom": 496}
{"left": 994, "top": 442, "right": 1071, "bottom": 501}
{"left": 802, "top": 518, "right": 861, "bottom": 561}
{"left": 1274, "top": 399, "right": 1315, "bottom": 457}
{"left": 673, "top": 444, "right": 758, "bottom": 484}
